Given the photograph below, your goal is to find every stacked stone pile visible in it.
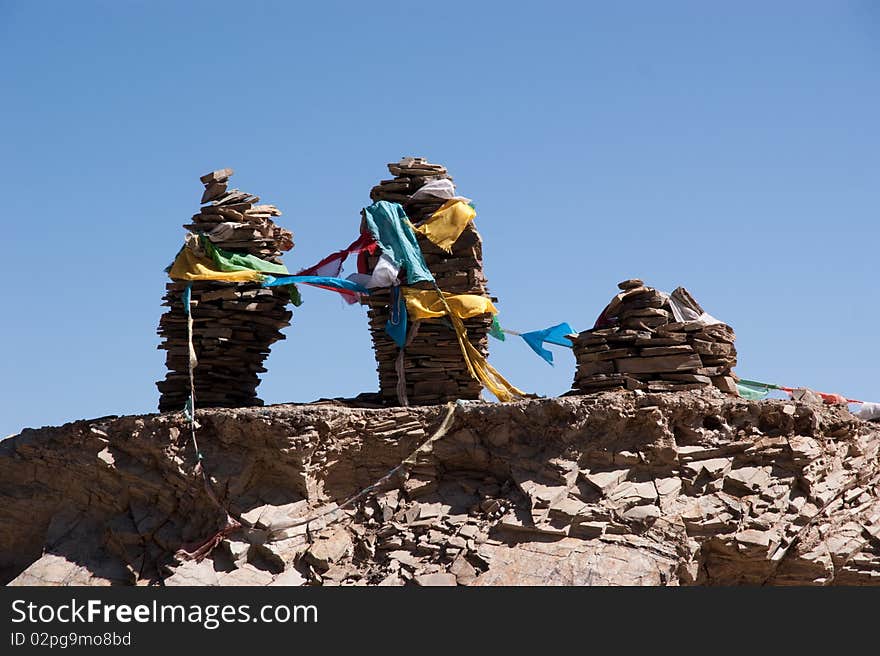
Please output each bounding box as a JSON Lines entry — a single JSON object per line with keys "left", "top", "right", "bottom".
{"left": 569, "top": 279, "right": 737, "bottom": 394}
{"left": 156, "top": 169, "right": 293, "bottom": 411}
{"left": 366, "top": 157, "right": 492, "bottom": 405}
{"left": 184, "top": 168, "right": 292, "bottom": 261}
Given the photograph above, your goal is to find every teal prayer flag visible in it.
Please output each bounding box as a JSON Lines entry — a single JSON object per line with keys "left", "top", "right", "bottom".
{"left": 736, "top": 381, "right": 772, "bottom": 400}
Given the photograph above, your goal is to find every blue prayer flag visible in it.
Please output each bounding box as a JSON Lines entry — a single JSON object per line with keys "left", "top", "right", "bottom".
{"left": 520, "top": 322, "right": 575, "bottom": 365}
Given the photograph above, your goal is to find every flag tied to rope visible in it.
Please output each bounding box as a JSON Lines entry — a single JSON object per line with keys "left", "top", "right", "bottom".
{"left": 736, "top": 378, "right": 862, "bottom": 405}
{"left": 520, "top": 322, "right": 575, "bottom": 365}
{"left": 294, "top": 232, "right": 378, "bottom": 303}
{"left": 167, "top": 235, "right": 369, "bottom": 305}
{"left": 489, "top": 315, "right": 506, "bottom": 341}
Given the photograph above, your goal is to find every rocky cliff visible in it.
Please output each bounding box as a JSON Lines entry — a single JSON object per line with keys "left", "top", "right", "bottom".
{"left": 3, "top": 389, "right": 879, "bottom": 586}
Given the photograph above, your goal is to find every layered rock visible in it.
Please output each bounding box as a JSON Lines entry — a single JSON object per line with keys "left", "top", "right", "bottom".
{"left": 3, "top": 390, "right": 880, "bottom": 586}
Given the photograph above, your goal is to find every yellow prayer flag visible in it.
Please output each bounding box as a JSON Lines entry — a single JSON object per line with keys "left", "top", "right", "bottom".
{"left": 403, "top": 288, "right": 497, "bottom": 321}
{"left": 401, "top": 288, "right": 524, "bottom": 402}
{"left": 414, "top": 200, "right": 476, "bottom": 252}
{"left": 168, "top": 247, "right": 266, "bottom": 283}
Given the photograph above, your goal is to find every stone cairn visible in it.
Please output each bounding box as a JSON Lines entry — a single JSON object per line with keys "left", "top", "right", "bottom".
{"left": 156, "top": 168, "right": 294, "bottom": 411}
{"left": 569, "top": 279, "right": 738, "bottom": 395}
{"left": 364, "top": 157, "right": 492, "bottom": 405}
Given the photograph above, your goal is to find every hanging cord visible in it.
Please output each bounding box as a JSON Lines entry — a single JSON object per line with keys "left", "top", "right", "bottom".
{"left": 176, "top": 401, "right": 457, "bottom": 559}
{"left": 182, "top": 283, "right": 202, "bottom": 470}
{"left": 395, "top": 320, "right": 421, "bottom": 406}
{"left": 388, "top": 284, "right": 403, "bottom": 326}
{"left": 266, "top": 401, "right": 457, "bottom": 540}
{"left": 175, "top": 284, "right": 242, "bottom": 562}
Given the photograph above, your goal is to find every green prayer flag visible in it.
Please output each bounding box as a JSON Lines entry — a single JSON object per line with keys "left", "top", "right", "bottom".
{"left": 489, "top": 315, "right": 506, "bottom": 341}
{"left": 736, "top": 381, "right": 772, "bottom": 401}
{"left": 201, "top": 237, "right": 289, "bottom": 276}
{"left": 287, "top": 283, "right": 303, "bottom": 307}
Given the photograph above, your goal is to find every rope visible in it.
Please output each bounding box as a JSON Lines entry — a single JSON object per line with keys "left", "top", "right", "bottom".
{"left": 266, "top": 401, "right": 457, "bottom": 539}
{"left": 388, "top": 285, "right": 403, "bottom": 326}
{"left": 174, "top": 284, "right": 243, "bottom": 563}
{"left": 182, "top": 283, "right": 203, "bottom": 467}
{"left": 395, "top": 320, "right": 421, "bottom": 407}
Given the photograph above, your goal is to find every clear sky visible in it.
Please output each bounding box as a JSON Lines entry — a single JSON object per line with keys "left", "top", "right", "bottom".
{"left": 1, "top": 1, "right": 877, "bottom": 436}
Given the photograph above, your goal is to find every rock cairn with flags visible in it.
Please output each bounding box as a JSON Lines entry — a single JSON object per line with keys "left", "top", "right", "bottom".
{"left": 156, "top": 168, "right": 294, "bottom": 412}
{"left": 364, "top": 157, "right": 494, "bottom": 405}
{"left": 569, "top": 279, "right": 738, "bottom": 395}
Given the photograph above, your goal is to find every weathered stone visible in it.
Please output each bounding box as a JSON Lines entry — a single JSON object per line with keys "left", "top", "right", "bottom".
{"left": 449, "top": 555, "right": 478, "bottom": 585}
{"left": 218, "top": 564, "right": 274, "bottom": 586}
{"left": 305, "top": 528, "right": 352, "bottom": 571}
{"left": 414, "top": 572, "right": 457, "bottom": 586}
{"left": 163, "top": 559, "right": 220, "bottom": 587}
{"left": 269, "top": 568, "right": 307, "bottom": 586}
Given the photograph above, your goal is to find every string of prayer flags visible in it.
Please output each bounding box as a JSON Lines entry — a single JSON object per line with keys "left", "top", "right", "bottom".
{"left": 262, "top": 274, "right": 369, "bottom": 295}
{"left": 296, "top": 232, "right": 377, "bottom": 278}
{"left": 735, "top": 379, "right": 776, "bottom": 400}
{"left": 169, "top": 237, "right": 368, "bottom": 305}
{"left": 736, "top": 378, "right": 862, "bottom": 405}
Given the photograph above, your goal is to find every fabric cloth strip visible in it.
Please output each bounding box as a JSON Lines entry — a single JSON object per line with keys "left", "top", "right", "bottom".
{"left": 296, "top": 232, "right": 377, "bottom": 278}
{"left": 362, "top": 201, "right": 434, "bottom": 285}
{"left": 519, "top": 322, "right": 575, "bottom": 365}
{"left": 403, "top": 289, "right": 497, "bottom": 321}
{"left": 295, "top": 232, "right": 378, "bottom": 304}
{"left": 489, "top": 315, "right": 506, "bottom": 341}
{"left": 413, "top": 199, "right": 476, "bottom": 253}
{"left": 202, "top": 237, "right": 289, "bottom": 276}
{"left": 408, "top": 179, "right": 471, "bottom": 204}
{"left": 854, "top": 402, "right": 880, "bottom": 421}
{"left": 402, "top": 288, "right": 523, "bottom": 402}
{"left": 168, "top": 247, "right": 267, "bottom": 283}
{"left": 263, "top": 275, "right": 369, "bottom": 295}
{"left": 385, "top": 286, "right": 408, "bottom": 348}
{"left": 735, "top": 381, "right": 773, "bottom": 400}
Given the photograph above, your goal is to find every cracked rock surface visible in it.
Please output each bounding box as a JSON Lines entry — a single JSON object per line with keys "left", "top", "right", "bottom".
{"left": 2, "top": 389, "right": 879, "bottom": 586}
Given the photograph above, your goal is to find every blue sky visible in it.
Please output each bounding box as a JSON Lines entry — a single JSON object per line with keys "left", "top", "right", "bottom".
{"left": 1, "top": 1, "right": 877, "bottom": 436}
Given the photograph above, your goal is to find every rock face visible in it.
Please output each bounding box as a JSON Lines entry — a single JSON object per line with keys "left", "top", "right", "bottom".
{"left": 2, "top": 390, "right": 880, "bottom": 586}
